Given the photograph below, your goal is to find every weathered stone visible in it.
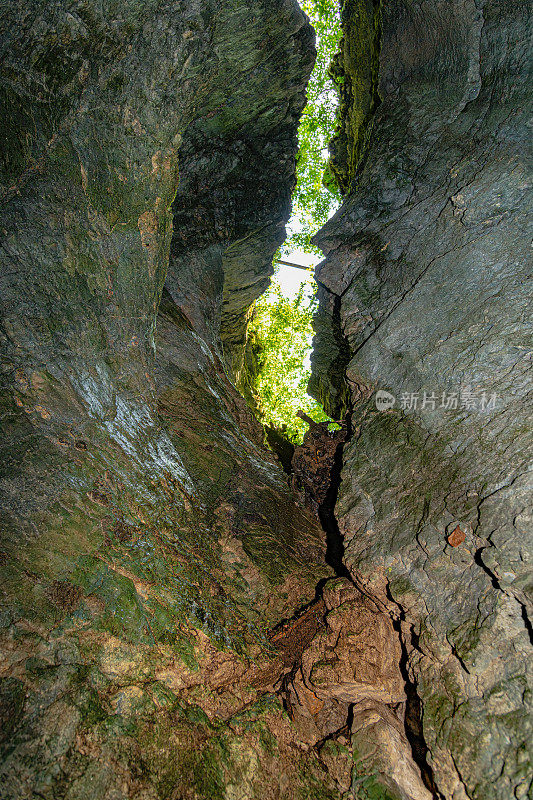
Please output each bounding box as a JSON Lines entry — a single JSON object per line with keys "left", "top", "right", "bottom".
{"left": 1, "top": 0, "right": 530, "bottom": 797}
{"left": 350, "top": 701, "right": 432, "bottom": 800}
{"left": 301, "top": 578, "right": 405, "bottom": 706}
{"left": 0, "top": 2, "right": 336, "bottom": 797}
{"left": 311, "top": 0, "right": 533, "bottom": 797}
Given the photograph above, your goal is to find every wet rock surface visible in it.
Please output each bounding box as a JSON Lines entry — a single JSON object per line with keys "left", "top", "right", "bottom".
{"left": 311, "top": 0, "right": 532, "bottom": 798}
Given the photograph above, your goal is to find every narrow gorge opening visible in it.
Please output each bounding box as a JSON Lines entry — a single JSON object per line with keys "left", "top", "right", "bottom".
{"left": 244, "top": 0, "right": 342, "bottom": 444}
{"left": 236, "top": 8, "right": 470, "bottom": 798}
{"left": 240, "top": 0, "right": 354, "bottom": 587}
{"left": 1, "top": 0, "right": 529, "bottom": 798}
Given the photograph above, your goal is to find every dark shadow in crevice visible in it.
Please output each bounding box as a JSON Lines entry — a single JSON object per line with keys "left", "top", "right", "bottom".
{"left": 264, "top": 424, "right": 295, "bottom": 474}
{"left": 475, "top": 547, "right": 533, "bottom": 646}
{"left": 313, "top": 291, "right": 353, "bottom": 578}
{"left": 520, "top": 602, "right": 533, "bottom": 646}
{"left": 317, "top": 412, "right": 352, "bottom": 579}
{"left": 385, "top": 585, "right": 445, "bottom": 800}
{"left": 313, "top": 702, "right": 354, "bottom": 752}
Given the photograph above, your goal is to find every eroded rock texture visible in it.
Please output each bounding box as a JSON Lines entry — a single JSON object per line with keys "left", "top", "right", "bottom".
{"left": 1, "top": 0, "right": 531, "bottom": 798}
{"left": 0, "top": 2, "right": 349, "bottom": 797}
{"left": 312, "top": 1, "right": 532, "bottom": 798}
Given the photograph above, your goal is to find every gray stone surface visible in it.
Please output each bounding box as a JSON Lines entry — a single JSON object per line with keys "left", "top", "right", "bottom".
{"left": 0, "top": 0, "right": 531, "bottom": 798}
{"left": 0, "top": 3, "right": 339, "bottom": 798}
{"left": 311, "top": 0, "right": 533, "bottom": 797}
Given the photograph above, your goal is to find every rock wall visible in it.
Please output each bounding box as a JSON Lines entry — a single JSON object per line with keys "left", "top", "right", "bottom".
{"left": 311, "top": 0, "right": 532, "bottom": 798}
{"left": 0, "top": 2, "right": 343, "bottom": 797}
{"left": 0, "top": 0, "right": 530, "bottom": 798}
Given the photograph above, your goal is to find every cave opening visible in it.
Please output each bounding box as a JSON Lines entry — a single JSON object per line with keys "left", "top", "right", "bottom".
{"left": 244, "top": 0, "right": 341, "bottom": 445}
{"left": 1, "top": 0, "right": 528, "bottom": 795}
{"left": 242, "top": 0, "right": 351, "bottom": 585}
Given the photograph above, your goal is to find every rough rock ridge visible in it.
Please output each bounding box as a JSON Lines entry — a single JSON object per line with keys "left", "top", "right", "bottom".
{"left": 0, "top": 1, "right": 337, "bottom": 797}
{"left": 0, "top": 0, "right": 531, "bottom": 798}
{"left": 0, "top": 0, "right": 435, "bottom": 798}
{"left": 311, "top": 0, "right": 532, "bottom": 798}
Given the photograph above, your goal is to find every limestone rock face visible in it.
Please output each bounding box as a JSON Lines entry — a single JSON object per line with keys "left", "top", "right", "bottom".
{"left": 0, "top": 2, "right": 340, "bottom": 798}
{"left": 1, "top": 0, "right": 531, "bottom": 798}
{"left": 311, "top": 0, "right": 532, "bottom": 798}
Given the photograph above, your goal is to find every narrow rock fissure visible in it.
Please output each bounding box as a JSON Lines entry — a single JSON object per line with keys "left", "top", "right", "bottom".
{"left": 386, "top": 586, "right": 445, "bottom": 800}
{"left": 317, "top": 432, "right": 445, "bottom": 800}
{"left": 268, "top": 411, "right": 446, "bottom": 799}
{"left": 261, "top": 298, "right": 442, "bottom": 792}
{"left": 474, "top": 546, "right": 533, "bottom": 646}
{"left": 238, "top": 110, "right": 449, "bottom": 791}
{"left": 520, "top": 603, "right": 533, "bottom": 647}
{"left": 1, "top": 1, "right": 529, "bottom": 797}
{"left": 292, "top": 284, "right": 352, "bottom": 578}
{"left": 317, "top": 412, "right": 352, "bottom": 579}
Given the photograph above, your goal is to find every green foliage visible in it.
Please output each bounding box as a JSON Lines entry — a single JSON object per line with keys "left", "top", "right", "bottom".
{"left": 248, "top": 281, "right": 330, "bottom": 442}
{"left": 246, "top": 2, "right": 342, "bottom": 439}
{"left": 283, "top": 0, "right": 342, "bottom": 257}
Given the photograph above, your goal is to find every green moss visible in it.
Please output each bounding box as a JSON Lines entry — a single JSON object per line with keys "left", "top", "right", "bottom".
{"left": 76, "top": 686, "right": 109, "bottom": 728}
{"left": 388, "top": 573, "right": 415, "bottom": 598}
{"left": 351, "top": 775, "right": 403, "bottom": 800}
{"left": 0, "top": 677, "right": 26, "bottom": 744}
{"left": 320, "top": 738, "right": 350, "bottom": 760}
{"left": 191, "top": 738, "right": 228, "bottom": 800}
{"left": 297, "top": 767, "right": 337, "bottom": 800}
{"left": 241, "top": 526, "right": 300, "bottom": 585}
{"left": 173, "top": 632, "right": 200, "bottom": 672}
{"left": 258, "top": 725, "right": 278, "bottom": 757}
{"left": 179, "top": 702, "right": 213, "bottom": 728}
{"left": 73, "top": 555, "right": 153, "bottom": 644}
{"left": 231, "top": 693, "right": 282, "bottom": 722}
{"left": 351, "top": 741, "right": 404, "bottom": 799}
{"left": 329, "top": 0, "right": 383, "bottom": 192}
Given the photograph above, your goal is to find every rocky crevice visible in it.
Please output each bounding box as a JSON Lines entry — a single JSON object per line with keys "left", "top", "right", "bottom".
{"left": 0, "top": 0, "right": 530, "bottom": 798}
{"left": 317, "top": 416, "right": 352, "bottom": 580}
{"left": 309, "top": 1, "right": 532, "bottom": 797}
{"left": 265, "top": 412, "right": 439, "bottom": 798}
{"left": 385, "top": 587, "right": 445, "bottom": 800}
